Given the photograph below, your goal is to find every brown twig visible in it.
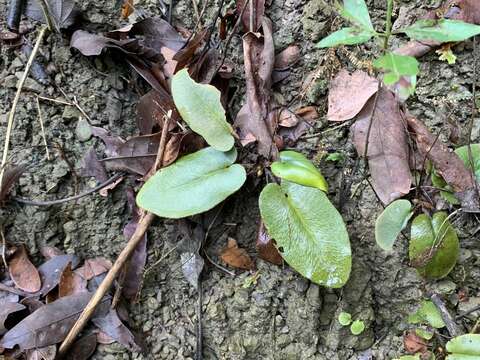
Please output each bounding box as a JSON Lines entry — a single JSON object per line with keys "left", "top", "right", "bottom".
{"left": 0, "top": 229, "right": 8, "bottom": 269}
{"left": 0, "top": 26, "right": 48, "bottom": 197}
{"left": 58, "top": 114, "right": 171, "bottom": 357}
{"left": 35, "top": 97, "right": 50, "bottom": 160}
{"left": 14, "top": 173, "right": 124, "bottom": 206}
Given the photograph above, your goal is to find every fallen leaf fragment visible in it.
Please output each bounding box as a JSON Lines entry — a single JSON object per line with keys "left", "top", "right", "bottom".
{"left": 39, "top": 246, "right": 64, "bottom": 260}
{"left": 67, "top": 333, "right": 97, "bottom": 360}
{"left": 25, "top": 0, "right": 79, "bottom": 29}
{"left": 37, "top": 254, "right": 80, "bottom": 296}
{"left": 351, "top": 88, "right": 412, "bottom": 204}
{"left": 403, "top": 331, "right": 428, "bottom": 354}
{"left": 8, "top": 245, "right": 41, "bottom": 293}
{"left": 26, "top": 345, "right": 56, "bottom": 360}
{"left": 327, "top": 69, "right": 378, "bottom": 122}
{"left": 237, "top": 0, "right": 265, "bottom": 32}
{"left": 0, "top": 293, "right": 109, "bottom": 350}
{"left": 256, "top": 221, "right": 283, "bottom": 265}
{"left": 121, "top": 0, "right": 134, "bottom": 19}
{"left": 59, "top": 263, "right": 87, "bottom": 297}
{"left": 220, "top": 238, "right": 255, "bottom": 270}
{"left": 92, "top": 310, "right": 141, "bottom": 352}
{"left": 0, "top": 164, "right": 26, "bottom": 203}
{"left": 0, "top": 302, "right": 26, "bottom": 335}
{"left": 75, "top": 258, "right": 112, "bottom": 281}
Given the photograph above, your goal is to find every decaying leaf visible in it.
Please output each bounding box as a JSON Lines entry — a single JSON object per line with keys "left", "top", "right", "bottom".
{"left": 92, "top": 310, "right": 141, "bottom": 352}
{"left": 0, "top": 293, "right": 109, "bottom": 350}
{"left": 256, "top": 221, "right": 283, "bottom": 265}
{"left": 272, "top": 44, "right": 300, "bottom": 83}
{"left": 8, "top": 245, "right": 41, "bottom": 294}
{"left": 136, "top": 90, "right": 178, "bottom": 136}
{"left": 403, "top": 331, "right": 427, "bottom": 354}
{"left": 234, "top": 17, "right": 277, "bottom": 158}
{"left": 121, "top": 0, "right": 134, "bottom": 19}
{"left": 37, "top": 254, "right": 80, "bottom": 296}
{"left": 0, "top": 164, "right": 26, "bottom": 203}
{"left": 327, "top": 69, "right": 378, "bottom": 122}
{"left": 0, "top": 303, "right": 26, "bottom": 336}
{"left": 237, "top": 0, "right": 265, "bottom": 32}
{"left": 66, "top": 333, "right": 97, "bottom": 360}
{"left": 26, "top": 345, "right": 56, "bottom": 360}
{"left": 80, "top": 147, "right": 108, "bottom": 183}
{"left": 25, "top": 0, "right": 79, "bottom": 29}
{"left": 181, "top": 252, "right": 204, "bottom": 289}
{"left": 220, "top": 238, "right": 255, "bottom": 270}
{"left": 58, "top": 263, "right": 87, "bottom": 297}
{"left": 75, "top": 258, "right": 112, "bottom": 281}
{"left": 351, "top": 87, "right": 412, "bottom": 204}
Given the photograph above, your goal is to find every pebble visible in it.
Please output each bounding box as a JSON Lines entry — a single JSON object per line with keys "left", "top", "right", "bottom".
{"left": 75, "top": 118, "right": 92, "bottom": 141}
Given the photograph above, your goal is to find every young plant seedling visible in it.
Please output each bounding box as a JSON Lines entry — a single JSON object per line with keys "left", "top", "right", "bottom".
{"left": 350, "top": 320, "right": 365, "bottom": 335}
{"left": 408, "top": 300, "right": 446, "bottom": 329}
{"left": 375, "top": 199, "right": 413, "bottom": 251}
{"left": 338, "top": 311, "right": 352, "bottom": 326}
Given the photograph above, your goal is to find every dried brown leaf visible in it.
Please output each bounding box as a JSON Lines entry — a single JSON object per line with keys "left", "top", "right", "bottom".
{"left": 59, "top": 263, "right": 87, "bottom": 298}
{"left": 403, "top": 331, "right": 427, "bottom": 354}
{"left": 92, "top": 310, "right": 141, "bottom": 352}
{"left": 39, "top": 246, "right": 64, "bottom": 260}
{"left": 80, "top": 147, "right": 108, "bottom": 183}
{"left": 351, "top": 87, "right": 412, "bottom": 204}
{"left": 0, "top": 303, "right": 26, "bottom": 336}
{"left": 256, "top": 221, "right": 282, "bottom": 265}
{"left": 0, "top": 164, "right": 26, "bottom": 203}
{"left": 8, "top": 245, "right": 41, "bottom": 293}
{"left": 234, "top": 17, "right": 277, "bottom": 158}
{"left": 136, "top": 90, "right": 178, "bottom": 136}
{"left": 327, "top": 69, "right": 378, "bottom": 122}
{"left": 67, "top": 333, "right": 97, "bottom": 360}
{"left": 75, "top": 258, "right": 112, "bottom": 281}
{"left": 237, "top": 0, "right": 265, "bottom": 32}
{"left": 220, "top": 238, "right": 255, "bottom": 270}
{"left": 25, "top": 0, "right": 79, "bottom": 29}
{"left": 26, "top": 345, "right": 56, "bottom": 360}
{"left": 37, "top": 254, "right": 80, "bottom": 296}
{"left": 121, "top": 0, "right": 134, "bottom": 19}
{"left": 0, "top": 293, "right": 109, "bottom": 350}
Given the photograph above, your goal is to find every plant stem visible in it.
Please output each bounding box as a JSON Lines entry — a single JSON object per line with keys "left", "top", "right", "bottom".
{"left": 383, "top": 0, "right": 394, "bottom": 50}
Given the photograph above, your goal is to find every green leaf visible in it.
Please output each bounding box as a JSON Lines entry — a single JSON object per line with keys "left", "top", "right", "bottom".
{"left": 271, "top": 151, "right": 328, "bottom": 192}
{"left": 375, "top": 199, "right": 413, "bottom": 251}
{"left": 316, "top": 27, "right": 373, "bottom": 48}
{"left": 446, "top": 334, "right": 480, "bottom": 358}
{"left": 326, "top": 152, "right": 345, "bottom": 163}
{"left": 455, "top": 144, "right": 480, "bottom": 182}
{"left": 136, "top": 147, "right": 246, "bottom": 218}
{"left": 415, "top": 327, "right": 434, "bottom": 340}
{"left": 340, "top": 0, "right": 374, "bottom": 31}
{"left": 407, "top": 300, "right": 445, "bottom": 329}
{"left": 409, "top": 212, "right": 459, "bottom": 279}
{"left": 402, "top": 19, "right": 480, "bottom": 43}
{"left": 259, "top": 181, "right": 351, "bottom": 288}
{"left": 373, "top": 52, "right": 419, "bottom": 85}
{"left": 338, "top": 311, "right": 352, "bottom": 326}
{"left": 437, "top": 47, "right": 457, "bottom": 64}
{"left": 171, "top": 69, "right": 234, "bottom": 151}
{"left": 350, "top": 320, "right": 365, "bottom": 335}
{"left": 431, "top": 171, "right": 459, "bottom": 205}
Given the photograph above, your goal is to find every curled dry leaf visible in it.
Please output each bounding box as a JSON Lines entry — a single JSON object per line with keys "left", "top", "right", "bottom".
{"left": 403, "top": 331, "right": 428, "bottom": 354}
{"left": 0, "top": 303, "right": 26, "bottom": 336}
{"left": 80, "top": 147, "right": 108, "bottom": 183}
{"left": 234, "top": 17, "right": 277, "bottom": 158}
{"left": 272, "top": 44, "right": 301, "bottom": 83}
{"left": 37, "top": 254, "right": 80, "bottom": 296}
{"left": 351, "top": 87, "right": 412, "bottom": 204}
{"left": 0, "top": 293, "right": 110, "bottom": 350}
{"left": 237, "top": 0, "right": 265, "bottom": 32}
{"left": 256, "top": 221, "right": 283, "bottom": 265}
{"left": 67, "top": 333, "right": 97, "bottom": 360}
{"left": 327, "top": 69, "right": 378, "bottom": 122}
{"left": 75, "top": 258, "right": 112, "bottom": 281}
{"left": 59, "top": 263, "right": 87, "bottom": 297}
{"left": 8, "top": 245, "right": 41, "bottom": 293}
{"left": 136, "top": 90, "right": 178, "bottom": 136}
{"left": 220, "top": 238, "right": 255, "bottom": 270}
{"left": 92, "top": 310, "right": 141, "bottom": 352}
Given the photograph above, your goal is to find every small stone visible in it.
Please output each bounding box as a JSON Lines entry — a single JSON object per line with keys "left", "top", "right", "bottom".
{"left": 75, "top": 118, "right": 92, "bottom": 141}
{"left": 62, "top": 106, "right": 81, "bottom": 120}
{"left": 147, "top": 296, "right": 159, "bottom": 311}
{"left": 143, "top": 320, "right": 153, "bottom": 332}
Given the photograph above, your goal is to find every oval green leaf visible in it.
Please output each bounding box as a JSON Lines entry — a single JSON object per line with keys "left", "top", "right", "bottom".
{"left": 455, "top": 144, "right": 480, "bottom": 182}
{"left": 446, "top": 334, "right": 480, "bottom": 358}
{"left": 375, "top": 199, "right": 412, "bottom": 251}
{"left": 407, "top": 300, "right": 445, "bottom": 329}
{"left": 171, "top": 69, "right": 234, "bottom": 151}
{"left": 271, "top": 150, "right": 328, "bottom": 192}
{"left": 350, "top": 320, "right": 365, "bottom": 335}
{"left": 373, "top": 52, "right": 419, "bottom": 85}
{"left": 403, "top": 19, "right": 480, "bottom": 43}
{"left": 316, "top": 27, "right": 373, "bottom": 48}
{"left": 338, "top": 311, "right": 352, "bottom": 326}
{"left": 137, "top": 147, "right": 246, "bottom": 218}
{"left": 341, "top": 0, "right": 374, "bottom": 31}
{"left": 259, "top": 181, "right": 351, "bottom": 288}
{"left": 409, "top": 212, "right": 459, "bottom": 279}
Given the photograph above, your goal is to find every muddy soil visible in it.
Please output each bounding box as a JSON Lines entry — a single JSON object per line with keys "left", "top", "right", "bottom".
{"left": 1, "top": 0, "right": 480, "bottom": 359}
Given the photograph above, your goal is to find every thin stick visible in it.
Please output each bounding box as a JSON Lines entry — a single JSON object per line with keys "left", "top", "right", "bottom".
{"left": 37, "top": 95, "right": 73, "bottom": 106}
{"left": 191, "top": 0, "right": 200, "bottom": 24}
{"left": 0, "top": 26, "right": 48, "bottom": 196}
{"left": 35, "top": 96, "right": 50, "bottom": 160}
{"left": 58, "top": 115, "right": 171, "bottom": 357}
{"left": 0, "top": 229, "right": 8, "bottom": 269}
{"left": 14, "top": 173, "right": 124, "bottom": 206}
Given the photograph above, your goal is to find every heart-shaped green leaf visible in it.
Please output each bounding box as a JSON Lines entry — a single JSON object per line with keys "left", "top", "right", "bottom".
{"left": 446, "top": 334, "right": 480, "bottom": 359}
{"left": 171, "top": 69, "right": 234, "bottom": 151}
{"left": 341, "top": 0, "right": 374, "bottom": 31}
{"left": 407, "top": 300, "right": 445, "bottom": 329}
{"left": 338, "top": 311, "right": 352, "bottom": 326}
{"left": 409, "top": 212, "right": 459, "bottom": 279}
{"left": 271, "top": 151, "right": 328, "bottom": 192}
{"left": 137, "top": 147, "right": 246, "bottom": 218}
{"left": 373, "top": 52, "right": 419, "bottom": 85}
{"left": 455, "top": 144, "right": 480, "bottom": 181}
{"left": 375, "top": 199, "right": 412, "bottom": 251}
{"left": 350, "top": 320, "right": 365, "bottom": 335}
{"left": 259, "top": 181, "right": 351, "bottom": 288}
{"left": 316, "top": 27, "right": 374, "bottom": 48}
{"left": 402, "top": 19, "right": 480, "bottom": 43}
